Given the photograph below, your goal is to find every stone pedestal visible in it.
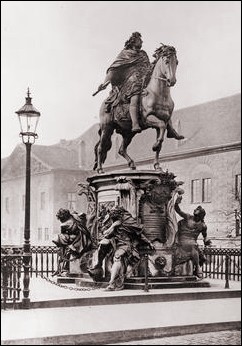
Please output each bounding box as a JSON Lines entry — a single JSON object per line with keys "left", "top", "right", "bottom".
{"left": 148, "top": 243, "right": 174, "bottom": 276}
{"left": 77, "top": 170, "right": 187, "bottom": 277}
{"left": 74, "top": 170, "right": 210, "bottom": 287}
{"left": 83, "top": 170, "right": 180, "bottom": 246}
{"left": 76, "top": 169, "right": 205, "bottom": 282}
{"left": 69, "top": 256, "right": 82, "bottom": 275}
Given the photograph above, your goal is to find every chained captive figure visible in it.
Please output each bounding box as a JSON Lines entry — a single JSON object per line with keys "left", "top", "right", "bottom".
{"left": 93, "top": 32, "right": 184, "bottom": 139}
{"left": 174, "top": 195, "right": 211, "bottom": 278}
{"left": 88, "top": 206, "right": 155, "bottom": 290}
{"left": 52, "top": 208, "right": 93, "bottom": 276}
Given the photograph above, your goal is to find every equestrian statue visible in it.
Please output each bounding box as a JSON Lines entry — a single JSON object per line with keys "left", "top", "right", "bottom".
{"left": 93, "top": 32, "right": 184, "bottom": 173}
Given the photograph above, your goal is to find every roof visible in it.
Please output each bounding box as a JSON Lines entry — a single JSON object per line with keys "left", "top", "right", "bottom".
{"left": 31, "top": 145, "right": 79, "bottom": 170}
{"left": 1, "top": 143, "right": 80, "bottom": 180}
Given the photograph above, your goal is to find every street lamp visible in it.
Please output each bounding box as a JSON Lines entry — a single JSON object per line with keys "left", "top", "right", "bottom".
{"left": 15, "top": 88, "right": 40, "bottom": 309}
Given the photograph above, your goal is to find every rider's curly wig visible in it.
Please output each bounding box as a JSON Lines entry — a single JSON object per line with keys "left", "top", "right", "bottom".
{"left": 124, "top": 32, "right": 142, "bottom": 49}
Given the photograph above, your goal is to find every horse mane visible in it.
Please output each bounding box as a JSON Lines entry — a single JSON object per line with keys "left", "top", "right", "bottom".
{"left": 153, "top": 44, "right": 176, "bottom": 61}
{"left": 143, "top": 44, "right": 177, "bottom": 88}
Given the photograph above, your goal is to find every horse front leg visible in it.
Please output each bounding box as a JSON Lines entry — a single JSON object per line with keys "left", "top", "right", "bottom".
{"left": 146, "top": 115, "right": 166, "bottom": 171}
{"left": 118, "top": 134, "right": 136, "bottom": 170}
{"left": 153, "top": 128, "right": 162, "bottom": 171}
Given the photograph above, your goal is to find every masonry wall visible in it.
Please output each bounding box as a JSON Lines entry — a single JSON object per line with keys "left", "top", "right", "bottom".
{"left": 1, "top": 172, "right": 56, "bottom": 246}
{"left": 1, "top": 170, "right": 90, "bottom": 246}
{"left": 1, "top": 176, "right": 25, "bottom": 246}
{"left": 31, "top": 172, "right": 55, "bottom": 245}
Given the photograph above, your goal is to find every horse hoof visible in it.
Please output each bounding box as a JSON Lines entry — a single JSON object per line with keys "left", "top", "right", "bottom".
{"left": 97, "top": 168, "right": 104, "bottom": 174}
{"left": 129, "top": 162, "right": 136, "bottom": 170}
{"left": 154, "top": 163, "right": 164, "bottom": 172}
{"left": 152, "top": 142, "right": 161, "bottom": 152}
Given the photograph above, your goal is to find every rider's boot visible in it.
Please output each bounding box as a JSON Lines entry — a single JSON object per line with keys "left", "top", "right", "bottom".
{"left": 166, "top": 121, "right": 184, "bottom": 140}
{"left": 129, "top": 101, "right": 142, "bottom": 133}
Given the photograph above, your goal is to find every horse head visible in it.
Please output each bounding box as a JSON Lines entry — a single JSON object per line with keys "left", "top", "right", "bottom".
{"left": 152, "top": 44, "right": 178, "bottom": 87}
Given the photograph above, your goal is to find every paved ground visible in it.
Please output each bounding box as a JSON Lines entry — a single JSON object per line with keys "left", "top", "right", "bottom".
{"left": 1, "top": 298, "right": 240, "bottom": 342}
{"left": 24, "top": 276, "right": 242, "bottom": 301}
{"left": 1, "top": 278, "right": 241, "bottom": 345}
{"left": 108, "top": 330, "right": 241, "bottom": 345}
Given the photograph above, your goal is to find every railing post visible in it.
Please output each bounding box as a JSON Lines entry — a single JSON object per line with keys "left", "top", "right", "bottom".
{"left": 2, "top": 258, "right": 8, "bottom": 310}
{"left": 144, "top": 253, "right": 149, "bottom": 292}
{"left": 225, "top": 254, "right": 230, "bottom": 289}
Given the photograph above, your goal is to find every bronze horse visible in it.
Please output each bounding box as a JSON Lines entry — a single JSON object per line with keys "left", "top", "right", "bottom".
{"left": 94, "top": 44, "right": 179, "bottom": 174}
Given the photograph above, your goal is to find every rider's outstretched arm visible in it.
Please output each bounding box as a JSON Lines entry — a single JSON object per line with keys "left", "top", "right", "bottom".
{"left": 92, "top": 70, "right": 113, "bottom": 96}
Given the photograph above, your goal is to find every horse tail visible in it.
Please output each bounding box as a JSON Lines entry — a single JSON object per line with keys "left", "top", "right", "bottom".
{"left": 93, "top": 127, "right": 101, "bottom": 171}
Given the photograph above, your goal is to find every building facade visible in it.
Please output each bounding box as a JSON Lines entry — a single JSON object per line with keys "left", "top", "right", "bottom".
{"left": 1, "top": 144, "right": 89, "bottom": 246}
{"left": 1, "top": 94, "right": 241, "bottom": 247}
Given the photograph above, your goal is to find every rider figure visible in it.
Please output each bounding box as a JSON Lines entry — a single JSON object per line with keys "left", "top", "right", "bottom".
{"left": 94, "top": 32, "right": 150, "bottom": 133}
{"left": 94, "top": 32, "right": 184, "bottom": 139}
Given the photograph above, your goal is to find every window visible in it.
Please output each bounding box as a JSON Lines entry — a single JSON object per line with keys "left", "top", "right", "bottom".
{"left": 235, "top": 174, "right": 241, "bottom": 200}
{"left": 38, "top": 227, "right": 42, "bottom": 241}
{"left": 67, "top": 193, "right": 77, "bottom": 211}
{"left": 44, "top": 228, "right": 49, "bottom": 241}
{"left": 5, "top": 197, "right": 9, "bottom": 214}
{"left": 22, "top": 195, "right": 25, "bottom": 211}
{"left": 40, "top": 192, "right": 45, "bottom": 210}
{"left": 191, "top": 179, "right": 200, "bottom": 203}
{"left": 202, "top": 178, "right": 212, "bottom": 203}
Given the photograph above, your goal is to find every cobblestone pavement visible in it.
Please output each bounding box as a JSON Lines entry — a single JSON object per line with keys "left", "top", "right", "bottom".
{"left": 109, "top": 330, "right": 241, "bottom": 345}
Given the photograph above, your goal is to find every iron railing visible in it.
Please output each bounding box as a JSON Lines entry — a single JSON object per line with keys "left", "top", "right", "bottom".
{"left": 203, "top": 247, "right": 241, "bottom": 281}
{"left": 30, "top": 246, "right": 60, "bottom": 277}
{"left": 1, "top": 254, "right": 22, "bottom": 309}
{"left": 1, "top": 245, "right": 241, "bottom": 309}
{"left": 1, "top": 246, "right": 60, "bottom": 309}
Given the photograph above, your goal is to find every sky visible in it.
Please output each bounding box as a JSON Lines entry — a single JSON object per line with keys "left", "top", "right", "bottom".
{"left": 1, "top": 1, "right": 241, "bottom": 158}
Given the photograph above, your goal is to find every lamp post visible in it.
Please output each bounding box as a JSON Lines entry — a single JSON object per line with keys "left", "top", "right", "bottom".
{"left": 15, "top": 89, "right": 40, "bottom": 309}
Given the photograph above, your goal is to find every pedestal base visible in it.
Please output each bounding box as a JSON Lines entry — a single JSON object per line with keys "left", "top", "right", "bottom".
{"left": 75, "top": 275, "right": 210, "bottom": 290}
